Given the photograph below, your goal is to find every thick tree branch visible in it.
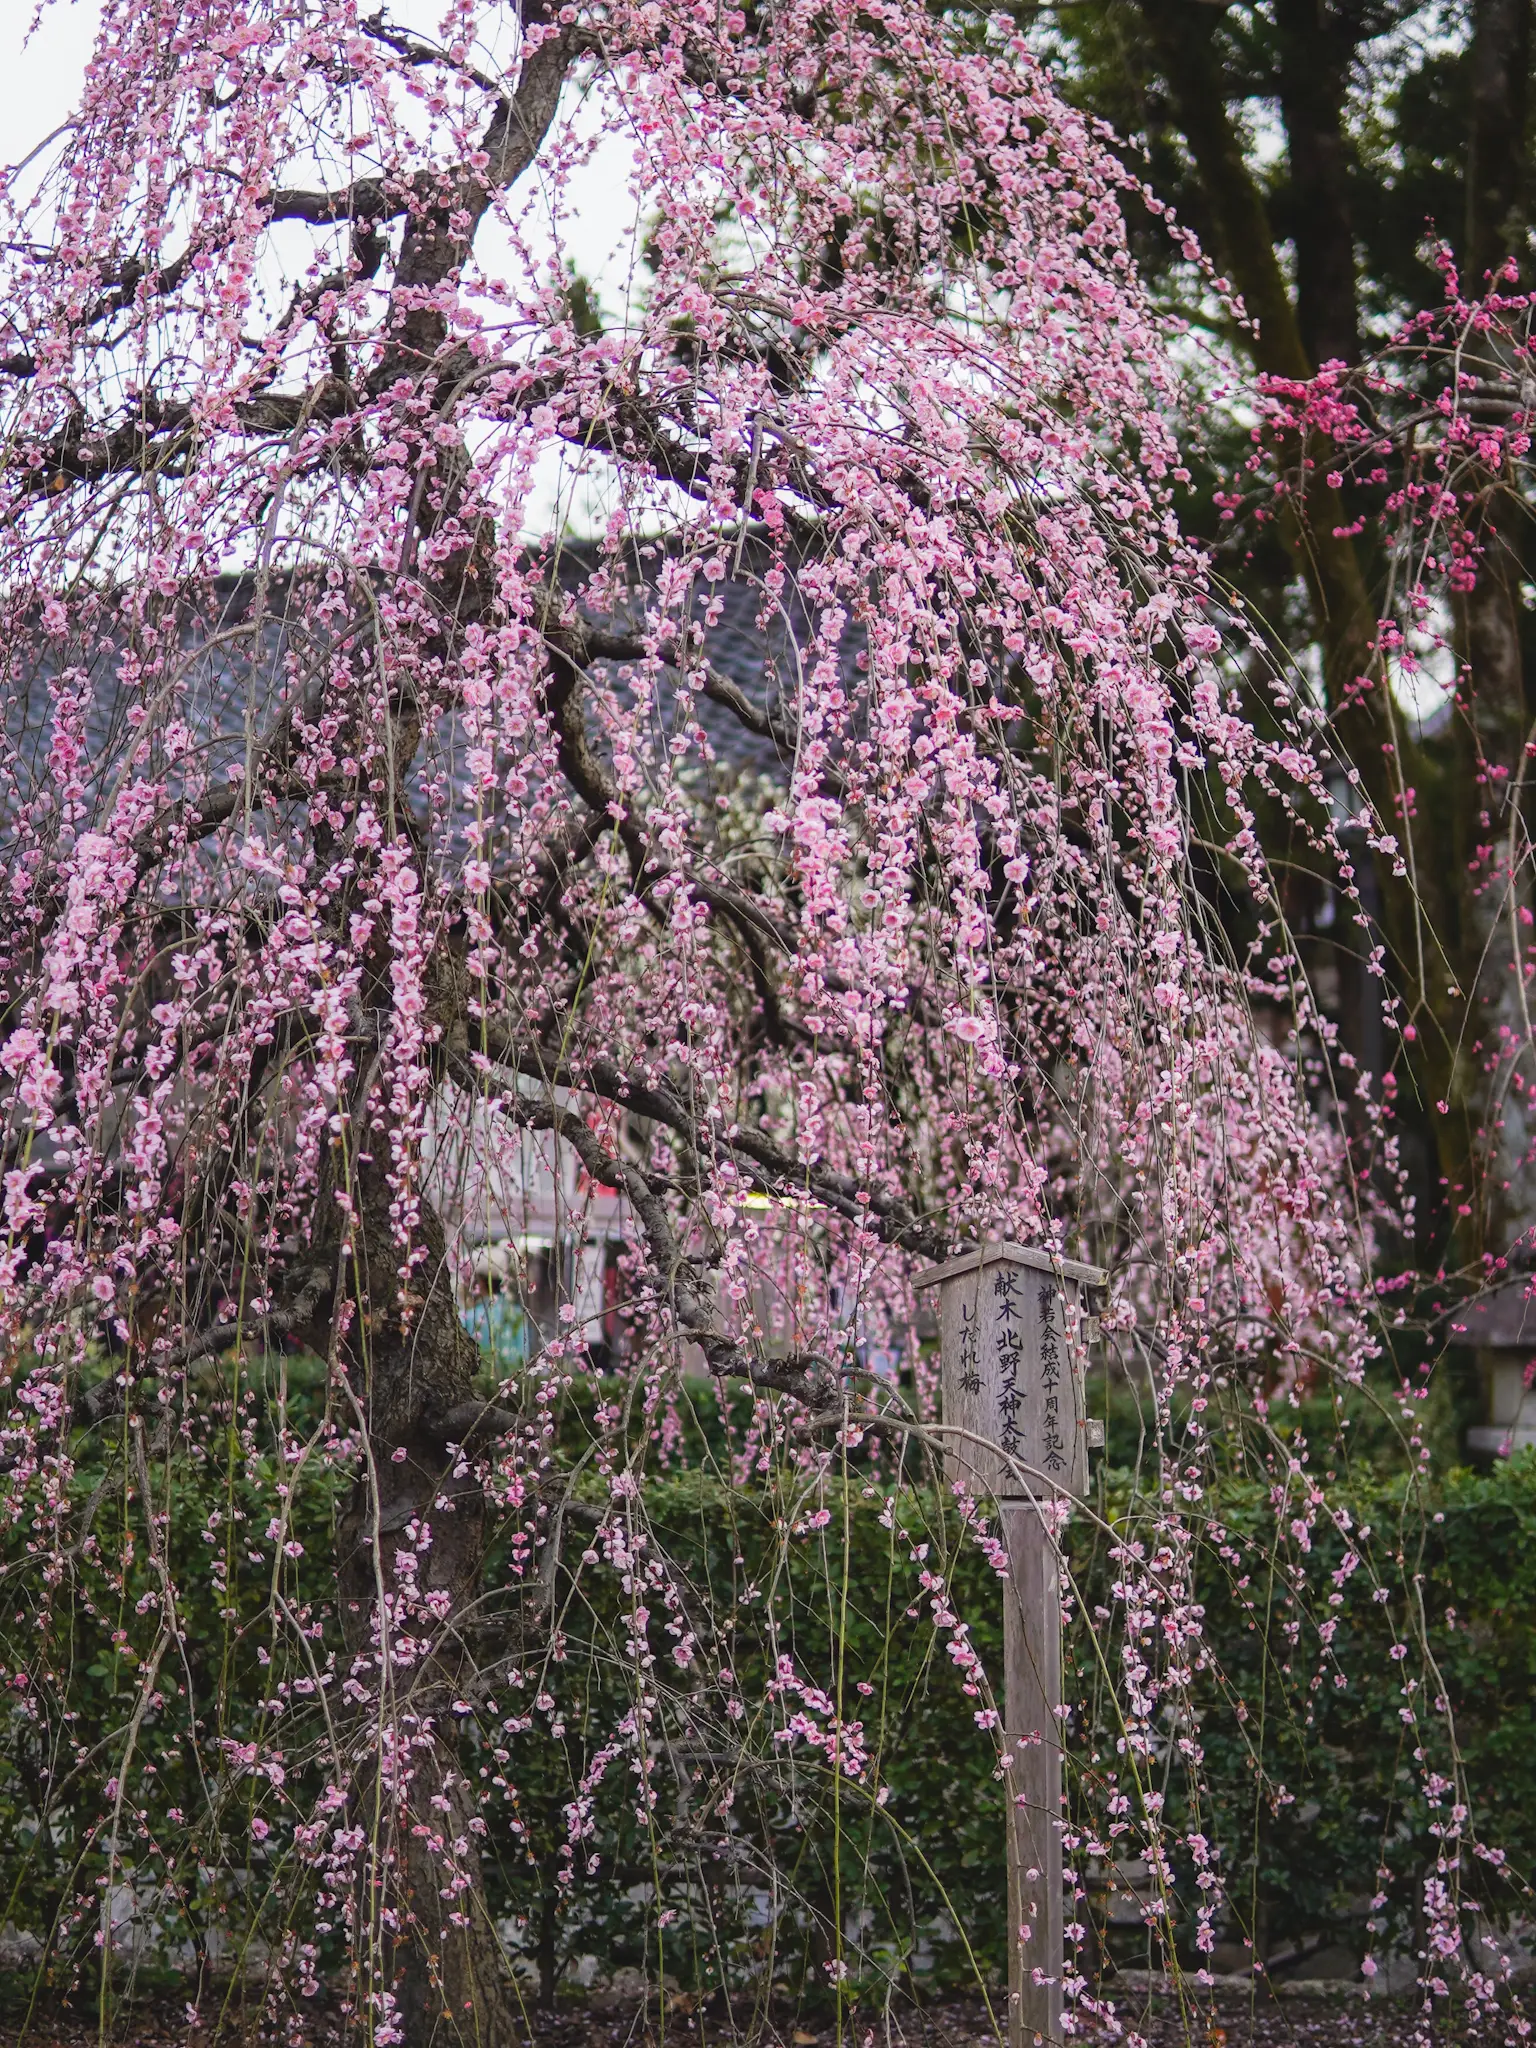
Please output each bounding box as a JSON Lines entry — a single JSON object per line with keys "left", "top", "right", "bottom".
{"left": 446, "top": 1052, "right": 843, "bottom": 1403}
{"left": 471, "top": 1028, "right": 951, "bottom": 1266}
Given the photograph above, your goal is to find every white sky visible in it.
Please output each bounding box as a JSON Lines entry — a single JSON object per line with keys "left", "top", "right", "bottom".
{"left": 0, "top": 1, "right": 642, "bottom": 300}
{"left": 0, "top": 1, "right": 101, "bottom": 167}
{"left": 0, "top": 1, "right": 649, "bottom": 534}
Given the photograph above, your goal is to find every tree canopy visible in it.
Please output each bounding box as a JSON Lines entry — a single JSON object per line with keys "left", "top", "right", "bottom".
{"left": 0, "top": 0, "right": 1522, "bottom": 2041}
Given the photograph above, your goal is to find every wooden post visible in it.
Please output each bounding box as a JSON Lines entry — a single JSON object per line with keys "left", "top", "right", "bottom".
{"left": 1003, "top": 1499, "right": 1064, "bottom": 2048}
{"left": 914, "top": 1244, "right": 1105, "bottom": 2048}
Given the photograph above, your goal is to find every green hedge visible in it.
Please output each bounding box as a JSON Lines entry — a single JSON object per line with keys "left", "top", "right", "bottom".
{"left": 480, "top": 1452, "right": 1536, "bottom": 1998}
{"left": 0, "top": 1372, "right": 1532, "bottom": 2014}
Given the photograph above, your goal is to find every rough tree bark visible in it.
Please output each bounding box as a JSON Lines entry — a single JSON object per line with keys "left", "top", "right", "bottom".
{"left": 1467, "top": 0, "right": 1533, "bottom": 292}
{"left": 1273, "top": 0, "right": 1361, "bottom": 370}
{"left": 327, "top": 1157, "right": 523, "bottom": 2046}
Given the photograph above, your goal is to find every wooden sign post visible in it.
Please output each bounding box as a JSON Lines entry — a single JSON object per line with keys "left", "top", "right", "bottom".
{"left": 914, "top": 1243, "right": 1106, "bottom": 2048}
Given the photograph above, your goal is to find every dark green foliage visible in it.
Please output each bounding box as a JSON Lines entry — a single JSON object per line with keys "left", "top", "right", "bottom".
{"left": 1070, "top": 1455, "right": 1536, "bottom": 1971}
{"left": 2, "top": 1363, "right": 1533, "bottom": 2011}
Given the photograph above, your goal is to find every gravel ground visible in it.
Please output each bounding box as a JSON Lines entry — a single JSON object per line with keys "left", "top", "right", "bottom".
{"left": 0, "top": 1985, "right": 1519, "bottom": 2047}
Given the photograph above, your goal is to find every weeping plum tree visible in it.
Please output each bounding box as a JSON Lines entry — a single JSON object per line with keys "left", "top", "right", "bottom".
{"left": 0, "top": 0, "right": 1519, "bottom": 2043}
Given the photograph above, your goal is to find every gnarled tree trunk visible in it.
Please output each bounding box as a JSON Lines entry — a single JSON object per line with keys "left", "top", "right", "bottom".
{"left": 325, "top": 1154, "right": 526, "bottom": 2046}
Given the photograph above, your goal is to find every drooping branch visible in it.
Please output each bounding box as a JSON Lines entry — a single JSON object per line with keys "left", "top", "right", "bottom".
{"left": 470, "top": 1029, "right": 952, "bottom": 1266}
{"left": 541, "top": 622, "right": 802, "bottom": 962}
{"left": 445, "top": 1050, "right": 846, "bottom": 1402}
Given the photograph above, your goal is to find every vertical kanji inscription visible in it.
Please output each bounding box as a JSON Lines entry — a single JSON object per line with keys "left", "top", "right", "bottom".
{"left": 920, "top": 1242, "right": 1101, "bottom": 1503}
{"left": 1037, "top": 1280, "right": 1066, "bottom": 1476}
{"left": 958, "top": 1295, "right": 982, "bottom": 1394}
{"left": 994, "top": 1265, "right": 1024, "bottom": 1465}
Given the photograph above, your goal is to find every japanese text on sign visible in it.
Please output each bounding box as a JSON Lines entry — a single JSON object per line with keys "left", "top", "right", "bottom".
{"left": 994, "top": 1267, "right": 1024, "bottom": 1462}
{"left": 1037, "top": 1281, "right": 1066, "bottom": 1475}
{"left": 959, "top": 1297, "right": 982, "bottom": 1394}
